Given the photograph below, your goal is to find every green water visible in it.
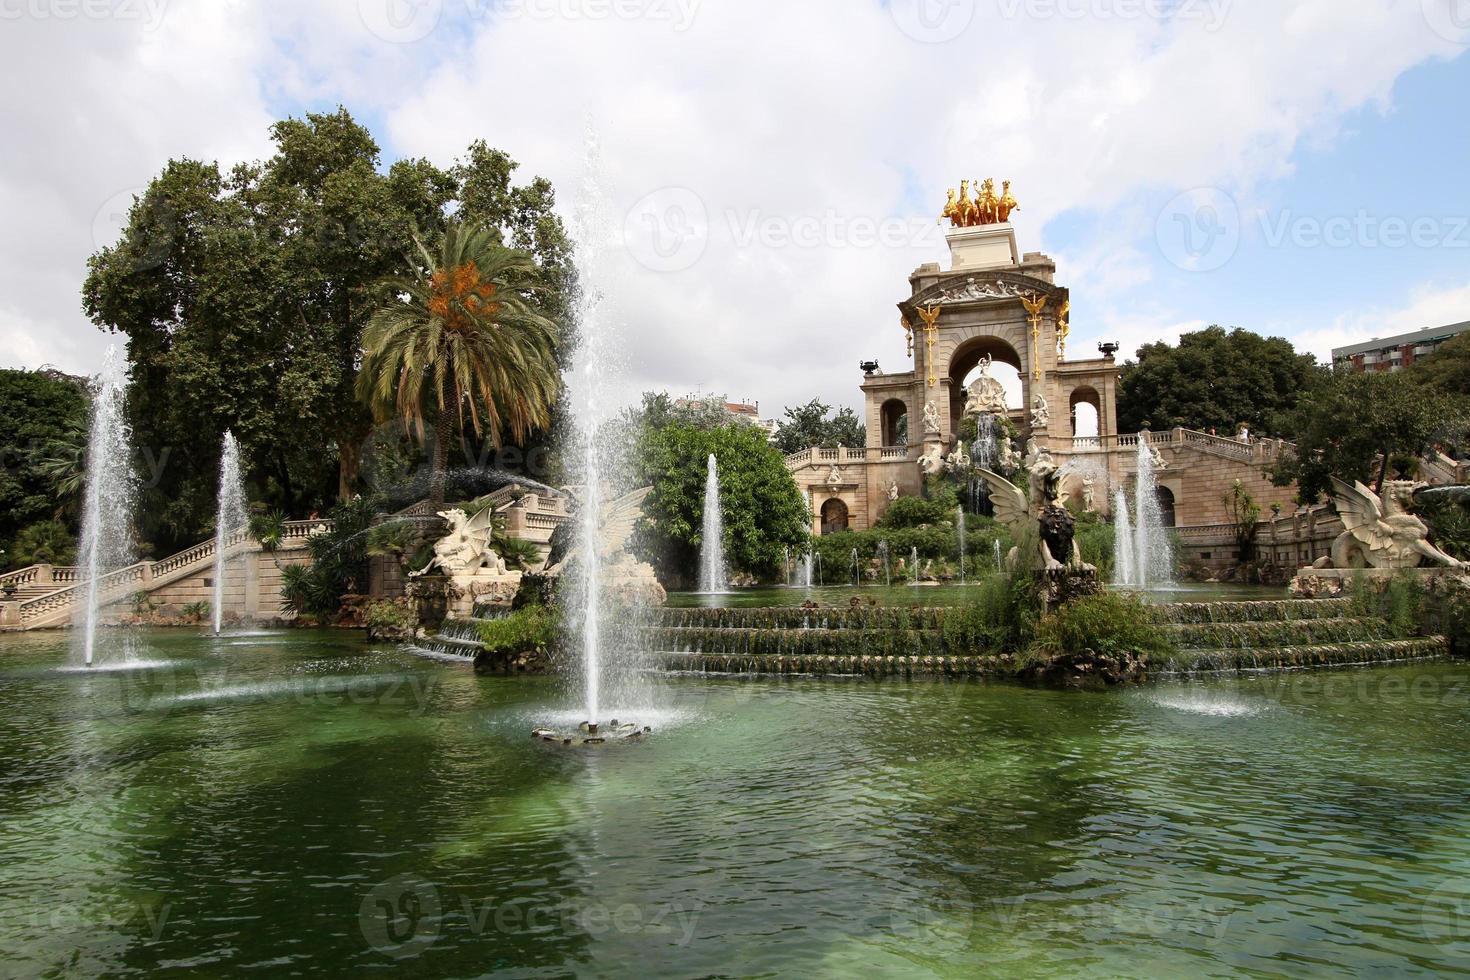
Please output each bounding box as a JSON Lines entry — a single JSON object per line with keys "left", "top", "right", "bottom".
{"left": 3, "top": 629, "right": 1469, "bottom": 977}
{"left": 668, "top": 582, "right": 1288, "bottom": 608}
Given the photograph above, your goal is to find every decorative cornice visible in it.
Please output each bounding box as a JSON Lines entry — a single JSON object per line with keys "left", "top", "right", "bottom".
{"left": 899, "top": 271, "right": 1067, "bottom": 316}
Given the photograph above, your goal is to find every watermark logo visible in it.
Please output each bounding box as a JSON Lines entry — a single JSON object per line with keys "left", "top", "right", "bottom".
{"left": 360, "top": 874, "right": 444, "bottom": 958}
{"left": 93, "top": 187, "right": 179, "bottom": 275}
{"left": 1422, "top": 877, "right": 1470, "bottom": 956}
{"left": 994, "top": 0, "right": 1230, "bottom": 31}
{"left": 0, "top": 0, "right": 170, "bottom": 29}
{"left": 624, "top": 187, "right": 709, "bottom": 273}
{"left": 1156, "top": 187, "right": 1240, "bottom": 272}
{"left": 1422, "top": 0, "right": 1470, "bottom": 44}
{"left": 889, "top": 0, "right": 976, "bottom": 43}
{"left": 358, "top": 0, "right": 444, "bottom": 43}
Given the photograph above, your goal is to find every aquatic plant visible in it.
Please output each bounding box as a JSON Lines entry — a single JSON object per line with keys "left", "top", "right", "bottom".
{"left": 941, "top": 572, "right": 1040, "bottom": 654}
{"left": 1030, "top": 591, "right": 1173, "bottom": 660}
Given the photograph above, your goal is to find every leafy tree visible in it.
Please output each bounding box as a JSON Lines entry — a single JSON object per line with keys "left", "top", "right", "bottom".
{"left": 1408, "top": 332, "right": 1470, "bottom": 398}
{"left": 29, "top": 415, "right": 87, "bottom": 519}
{"left": 875, "top": 495, "right": 950, "bottom": 529}
{"left": 773, "top": 398, "right": 865, "bottom": 454}
{"left": 357, "top": 222, "right": 560, "bottom": 503}
{"left": 0, "top": 369, "right": 87, "bottom": 565}
{"left": 635, "top": 421, "right": 810, "bottom": 584}
{"left": 7, "top": 520, "right": 77, "bottom": 567}
{"left": 83, "top": 108, "right": 572, "bottom": 552}
{"left": 1270, "top": 370, "right": 1470, "bottom": 500}
{"left": 1118, "top": 326, "right": 1319, "bottom": 434}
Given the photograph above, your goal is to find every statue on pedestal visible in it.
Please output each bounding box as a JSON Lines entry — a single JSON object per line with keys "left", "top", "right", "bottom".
{"left": 964, "top": 355, "right": 1008, "bottom": 417}
{"left": 1081, "top": 476, "right": 1097, "bottom": 513}
{"left": 922, "top": 401, "right": 942, "bottom": 436}
{"left": 1031, "top": 394, "right": 1050, "bottom": 428}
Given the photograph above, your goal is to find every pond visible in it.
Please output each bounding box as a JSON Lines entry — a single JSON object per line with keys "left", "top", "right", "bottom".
{"left": 2, "top": 628, "right": 1468, "bottom": 976}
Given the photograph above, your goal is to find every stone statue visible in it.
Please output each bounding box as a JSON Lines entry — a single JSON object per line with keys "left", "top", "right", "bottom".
{"left": 1148, "top": 443, "right": 1168, "bottom": 471}
{"left": 1081, "top": 475, "right": 1096, "bottom": 513}
{"left": 918, "top": 442, "right": 946, "bottom": 477}
{"left": 977, "top": 460, "right": 1091, "bottom": 573}
{"left": 946, "top": 443, "right": 971, "bottom": 473}
{"left": 826, "top": 464, "right": 844, "bottom": 487}
{"left": 547, "top": 487, "right": 667, "bottom": 606}
{"left": 998, "top": 435, "right": 1019, "bottom": 474}
{"left": 922, "top": 401, "right": 942, "bottom": 435}
{"left": 414, "top": 507, "right": 524, "bottom": 615}
{"left": 1031, "top": 394, "right": 1050, "bottom": 428}
{"left": 964, "top": 355, "right": 1008, "bottom": 416}
{"left": 1314, "top": 478, "right": 1467, "bottom": 570}
{"left": 886, "top": 481, "right": 900, "bottom": 502}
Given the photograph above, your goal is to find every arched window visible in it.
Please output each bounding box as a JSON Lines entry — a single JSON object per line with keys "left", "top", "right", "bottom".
{"left": 880, "top": 399, "right": 909, "bottom": 447}
{"left": 1155, "top": 486, "right": 1177, "bottom": 528}
{"left": 1070, "top": 387, "right": 1101, "bottom": 440}
{"left": 820, "top": 498, "right": 850, "bottom": 535}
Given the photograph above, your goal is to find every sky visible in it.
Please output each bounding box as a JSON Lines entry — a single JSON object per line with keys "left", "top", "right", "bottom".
{"left": 1, "top": 0, "right": 1468, "bottom": 418}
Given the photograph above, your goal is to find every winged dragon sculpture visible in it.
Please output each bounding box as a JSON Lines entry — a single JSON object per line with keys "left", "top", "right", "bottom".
{"left": 1315, "top": 478, "right": 1466, "bottom": 570}
{"left": 975, "top": 446, "right": 1092, "bottom": 573}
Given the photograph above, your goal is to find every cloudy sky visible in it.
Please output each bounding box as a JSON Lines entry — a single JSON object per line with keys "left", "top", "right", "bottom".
{"left": 2, "top": 0, "right": 1468, "bottom": 417}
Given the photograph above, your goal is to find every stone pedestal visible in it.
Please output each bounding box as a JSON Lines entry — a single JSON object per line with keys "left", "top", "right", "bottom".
{"left": 1035, "top": 565, "right": 1102, "bottom": 612}
{"left": 945, "top": 223, "right": 1020, "bottom": 271}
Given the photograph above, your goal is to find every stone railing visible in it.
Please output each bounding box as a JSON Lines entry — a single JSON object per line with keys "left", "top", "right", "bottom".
{"left": 786, "top": 446, "right": 907, "bottom": 468}
{"left": 15, "top": 520, "right": 331, "bottom": 627}
{"left": 1069, "top": 428, "right": 1289, "bottom": 463}
{"left": 0, "top": 565, "right": 42, "bottom": 589}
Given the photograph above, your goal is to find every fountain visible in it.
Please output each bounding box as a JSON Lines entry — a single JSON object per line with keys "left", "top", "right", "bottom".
{"left": 73, "top": 345, "right": 137, "bottom": 667}
{"left": 698, "top": 453, "right": 728, "bottom": 593}
{"left": 993, "top": 538, "right": 1003, "bottom": 572}
{"left": 211, "top": 431, "right": 248, "bottom": 634}
{"left": 911, "top": 546, "right": 920, "bottom": 585}
{"left": 792, "top": 547, "right": 814, "bottom": 589}
{"left": 1114, "top": 437, "right": 1173, "bottom": 589}
{"left": 877, "top": 540, "right": 891, "bottom": 587}
{"left": 555, "top": 132, "right": 654, "bottom": 737}
{"left": 956, "top": 506, "right": 967, "bottom": 583}
{"left": 849, "top": 547, "right": 860, "bottom": 586}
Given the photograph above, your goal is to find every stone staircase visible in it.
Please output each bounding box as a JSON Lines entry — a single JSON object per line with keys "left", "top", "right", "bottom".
{"left": 0, "top": 520, "right": 327, "bottom": 630}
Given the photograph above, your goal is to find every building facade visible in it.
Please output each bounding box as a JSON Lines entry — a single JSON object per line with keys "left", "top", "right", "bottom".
{"left": 1332, "top": 321, "right": 1470, "bottom": 373}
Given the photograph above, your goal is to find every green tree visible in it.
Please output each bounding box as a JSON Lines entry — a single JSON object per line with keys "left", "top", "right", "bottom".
{"left": 635, "top": 421, "right": 810, "bottom": 585}
{"left": 773, "top": 398, "right": 865, "bottom": 454}
{"left": 357, "top": 222, "right": 560, "bottom": 504}
{"left": 1118, "top": 326, "right": 1319, "bottom": 434}
{"left": 1270, "top": 370, "right": 1470, "bottom": 500}
{"left": 0, "top": 369, "right": 87, "bottom": 564}
{"left": 83, "top": 108, "right": 572, "bottom": 551}
{"left": 8, "top": 520, "right": 77, "bottom": 567}
{"left": 1408, "top": 332, "right": 1470, "bottom": 398}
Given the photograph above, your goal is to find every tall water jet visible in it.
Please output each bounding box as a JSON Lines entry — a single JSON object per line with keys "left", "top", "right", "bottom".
{"left": 956, "top": 507, "right": 967, "bottom": 584}
{"left": 850, "top": 547, "right": 860, "bottom": 586}
{"left": 698, "top": 454, "right": 728, "bottom": 593}
{"left": 877, "top": 540, "right": 891, "bottom": 587}
{"left": 1114, "top": 437, "right": 1173, "bottom": 589}
{"left": 558, "top": 131, "right": 651, "bottom": 730}
{"left": 1113, "top": 488, "right": 1136, "bottom": 587}
{"left": 211, "top": 431, "right": 248, "bottom": 634}
{"left": 74, "top": 345, "right": 137, "bottom": 666}
{"left": 911, "top": 546, "right": 920, "bottom": 585}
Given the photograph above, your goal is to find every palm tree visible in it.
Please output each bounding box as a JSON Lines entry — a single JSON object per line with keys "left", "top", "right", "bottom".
{"left": 30, "top": 415, "right": 87, "bottom": 518}
{"left": 357, "top": 222, "right": 560, "bottom": 504}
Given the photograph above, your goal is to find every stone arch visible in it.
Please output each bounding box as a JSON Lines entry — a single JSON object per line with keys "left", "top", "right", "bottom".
{"left": 947, "top": 336, "right": 1025, "bottom": 434}
{"left": 880, "top": 398, "right": 909, "bottom": 447}
{"left": 1156, "top": 485, "right": 1177, "bottom": 528}
{"left": 1069, "top": 385, "right": 1101, "bottom": 440}
{"left": 820, "top": 498, "right": 850, "bottom": 535}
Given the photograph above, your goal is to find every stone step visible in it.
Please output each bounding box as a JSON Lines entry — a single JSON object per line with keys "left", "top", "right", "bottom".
{"left": 1162, "top": 617, "right": 1394, "bottom": 650}
{"left": 646, "top": 625, "right": 946, "bottom": 658}
{"left": 653, "top": 607, "right": 947, "bottom": 631}
{"left": 1150, "top": 598, "right": 1354, "bottom": 625}
{"left": 653, "top": 650, "right": 1017, "bottom": 677}
{"left": 1156, "top": 636, "right": 1450, "bottom": 673}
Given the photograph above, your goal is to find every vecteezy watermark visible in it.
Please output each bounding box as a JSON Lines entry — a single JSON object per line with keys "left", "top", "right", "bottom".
{"left": 995, "top": 0, "right": 1230, "bottom": 30}
{"left": 1422, "top": 877, "right": 1470, "bottom": 957}
{"left": 0, "top": 0, "right": 169, "bottom": 29}
{"left": 1422, "top": 0, "right": 1470, "bottom": 44}
{"left": 358, "top": 876, "right": 703, "bottom": 958}
{"left": 1155, "top": 187, "right": 1241, "bottom": 273}
{"left": 889, "top": 0, "right": 976, "bottom": 43}
{"left": 1259, "top": 210, "right": 1470, "bottom": 250}
{"left": 986, "top": 894, "right": 1236, "bottom": 945}
{"left": 358, "top": 0, "right": 700, "bottom": 43}
{"left": 23, "top": 889, "right": 173, "bottom": 941}
{"left": 623, "top": 187, "right": 709, "bottom": 273}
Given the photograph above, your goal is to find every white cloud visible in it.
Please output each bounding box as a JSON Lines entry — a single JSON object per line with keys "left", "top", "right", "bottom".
{"left": 1291, "top": 280, "right": 1470, "bottom": 360}
{"left": 0, "top": 0, "right": 1463, "bottom": 419}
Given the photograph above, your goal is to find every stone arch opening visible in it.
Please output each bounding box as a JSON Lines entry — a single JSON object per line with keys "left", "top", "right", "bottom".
{"left": 880, "top": 399, "right": 909, "bottom": 447}
{"left": 1156, "top": 486, "right": 1177, "bottom": 528}
{"left": 949, "top": 337, "right": 1024, "bottom": 434}
{"left": 820, "top": 498, "right": 850, "bottom": 535}
{"left": 1070, "top": 386, "right": 1101, "bottom": 440}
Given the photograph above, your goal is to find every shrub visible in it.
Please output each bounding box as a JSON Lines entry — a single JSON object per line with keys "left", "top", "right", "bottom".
{"left": 942, "top": 573, "right": 1039, "bottom": 653}
{"left": 1348, "top": 571, "right": 1426, "bottom": 638}
{"left": 278, "top": 496, "right": 378, "bottom": 617}
{"left": 249, "top": 509, "right": 286, "bottom": 552}
{"left": 7, "top": 520, "right": 77, "bottom": 568}
{"left": 181, "top": 600, "right": 210, "bottom": 623}
{"left": 876, "top": 495, "right": 948, "bottom": 529}
{"left": 364, "top": 598, "right": 415, "bottom": 637}
{"left": 477, "top": 604, "right": 559, "bottom": 658}
{"left": 1421, "top": 495, "right": 1470, "bottom": 561}
{"left": 1029, "top": 591, "right": 1172, "bottom": 660}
